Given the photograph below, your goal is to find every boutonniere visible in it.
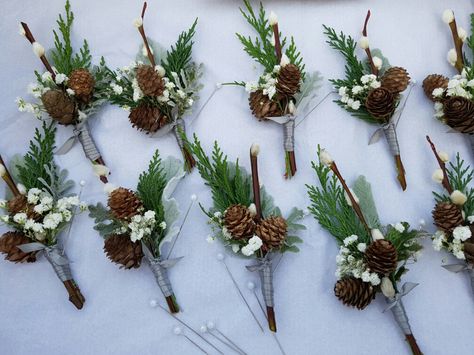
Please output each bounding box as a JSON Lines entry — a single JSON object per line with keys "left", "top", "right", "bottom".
{"left": 307, "top": 148, "right": 423, "bottom": 354}
{"left": 226, "top": 0, "right": 320, "bottom": 178}
{"left": 89, "top": 151, "right": 185, "bottom": 313}
{"left": 18, "top": 1, "right": 110, "bottom": 183}
{"left": 107, "top": 2, "right": 201, "bottom": 172}
{"left": 0, "top": 122, "right": 87, "bottom": 309}
{"left": 188, "top": 136, "right": 305, "bottom": 332}
{"left": 324, "top": 11, "right": 413, "bottom": 190}
{"left": 427, "top": 136, "right": 474, "bottom": 295}
{"left": 423, "top": 10, "right": 474, "bottom": 155}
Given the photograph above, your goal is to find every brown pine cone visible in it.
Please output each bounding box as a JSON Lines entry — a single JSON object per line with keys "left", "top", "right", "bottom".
{"left": 256, "top": 216, "right": 287, "bottom": 251}
{"left": 276, "top": 64, "right": 301, "bottom": 96}
{"left": 365, "top": 87, "right": 396, "bottom": 122}
{"left": 334, "top": 277, "right": 376, "bottom": 310}
{"left": 364, "top": 239, "right": 398, "bottom": 275}
{"left": 223, "top": 204, "right": 256, "bottom": 240}
{"left": 68, "top": 68, "right": 95, "bottom": 103}
{"left": 249, "top": 90, "right": 283, "bottom": 120}
{"left": 7, "top": 195, "right": 39, "bottom": 220}
{"left": 104, "top": 234, "right": 143, "bottom": 269}
{"left": 129, "top": 104, "right": 169, "bottom": 133}
{"left": 380, "top": 67, "right": 410, "bottom": 94}
{"left": 464, "top": 232, "right": 474, "bottom": 265}
{"left": 443, "top": 96, "right": 474, "bottom": 133}
{"left": 41, "top": 89, "right": 76, "bottom": 125}
{"left": 0, "top": 231, "right": 36, "bottom": 263}
{"left": 432, "top": 202, "right": 464, "bottom": 234}
{"left": 108, "top": 187, "right": 143, "bottom": 220}
{"left": 136, "top": 65, "right": 165, "bottom": 97}
{"left": 422, "top": 74, "right": 449, "bottom": 101}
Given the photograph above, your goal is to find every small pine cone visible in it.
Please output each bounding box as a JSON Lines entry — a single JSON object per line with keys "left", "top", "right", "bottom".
{"left": 108, "top": 187, "right": 143, "bottom": 221}
{"left": 7, "top": 195, "right": 39, "bottom": 220}
{"left": 432, "top": 202, "right": 464, "bottom": 234}
{"left": 443, "top": 96, "right": 474, "bottom": 134}
{"left": 224, "top": 204, "right": 256, "bottom": 240}
{"left": 365, "top": 87, "right": 396, "bottom": 122}
{"left": 380, "top": 67, "right": 410, "bottom": 94}
{"left": 104, "top": 234, "right": 143, "bottom": 269}
{"left": 422, "top": 74, "right": 449, "bottom": 101}
{"left": 41, "top": 89, "right": 76, "bottom": 125}
{"left": 136, "top": 65, "right": 165, "bottom": 97}
{"left": 276, "top": 64, "right": 301, "bottom": 96}
{"left": 0, "top": 231, "right": 36, "bottom": 263}
{"left": 249, "top": 90, "right": 284, "bottom": 120}
{"left": 129, "top": 104, "right": 169, "bottom": 133}
{"left": 334, "top": 277, "right": 376, "bottom": 310}
{"left": 68, "top": 68, "right": 95, "bottom": 103}
{"left": 256, "top": 216, "right": 287, "bottom": 251}
{"left": 364, "top": 239, "right": 398, "bottom": 275}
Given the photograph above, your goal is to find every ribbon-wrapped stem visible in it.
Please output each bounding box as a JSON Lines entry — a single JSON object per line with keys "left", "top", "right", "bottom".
{"left": 75, "top": 121, "right": 108, "bottom": 183}
{"left": 173, "top": 121, "right": 195, "bottom": 172}
{"left": 283, "top": 119, "right": 296, "bottom": 178}
{"left": 386, "top": 296, "right": 421, "bottom": 355}
{"left": 383, "top": 123, "right": 406, "bottom": 191}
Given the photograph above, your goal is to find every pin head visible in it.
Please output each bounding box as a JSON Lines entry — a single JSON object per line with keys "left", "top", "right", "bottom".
{"left": 173, "top": 326, "right": 182, "bottom": 335}
{"left": 149, "top": 298, "right": 158, "bottom": 308}
{"left": 216, "top": 253, "right": 225, "bottom": 261}
{"left": 247, "top": 281, "right": 256, "bottom": 290}
{"left": 206, "top": 321, "right": 215, "bottom": 330}
{"left": 200, "top": 325, "right": 208, "bottom": 333}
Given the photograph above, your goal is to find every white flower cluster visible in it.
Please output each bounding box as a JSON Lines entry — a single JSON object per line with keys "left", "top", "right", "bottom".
{"left": 0, "top": 188, "right": 85, "bottom": 242}
{"left": 337, "top": 74, "right": 381, "bottom": 111}
{"left": 245, "top": 65, "right": 282, "bottom": 100}
{"left": 126, "top": 210, "right": 161, "bottom": 243}
{"left": 432, "top": 225, "right": 472, "bottom": 260}
{"left": 240, "top": 235, "right": 263, "bottom": 256}
{"left": 335, "top": 234, "right": 381, "bottom": 286}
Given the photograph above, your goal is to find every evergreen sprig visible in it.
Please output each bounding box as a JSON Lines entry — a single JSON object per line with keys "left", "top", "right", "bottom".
{"left": 50, "top": 0, "right": 91, "bottom": 75}
{"left": 162, "top": 19, "right": 198, "bottom": 81}
{"left": 466, "top": 14, "right": 474, "bottom": 67}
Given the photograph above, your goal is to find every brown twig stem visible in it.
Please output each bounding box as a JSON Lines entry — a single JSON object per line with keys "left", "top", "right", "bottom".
{"left": 272, "top": 24, "right": 282, "bottom": 62}
{"left": 426, "top": 136, "right": 453, "bottom": 194}
{"left": 138, "top": 2, "right": 156, "bottom": 67}
{"left": 0, "top": 155, "right": 21, "bottom": 196}
{"left": 361, "top": 10, "right": 378, "bottom": 76}
{"left": 63, "top": 279, "right": 85, "bottom": 310}
{"left": 395, "top": 155, "right": 407, "bottom": 191}
{"left": 406, "top": 334, "right": 422, "bottom": 355}
{"left": 250, "top": 147, "right": 262, "bottom": 221}
{"left": 447, "top": 14, "right": 464, "bottom": 74}
{"left": 20, "top": 22, "right": 56, "bottom": 80}
{"left": 330, "top": 162, "right": 371, "bottom": 234}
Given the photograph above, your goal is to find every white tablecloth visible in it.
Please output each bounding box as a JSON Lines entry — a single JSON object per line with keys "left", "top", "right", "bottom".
{"left": 1, "top": 0, "right": 473, "bottom": 354}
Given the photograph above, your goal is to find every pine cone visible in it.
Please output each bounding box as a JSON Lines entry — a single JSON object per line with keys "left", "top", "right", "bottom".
{"left": 432, "top": 202, "right": 464, "bottom": 234}
{"left": 380, "top": 67, "right": 410, "bottom": 94}
{"left": 464, "top": 233, "right": 474, "bottom": 265}
{"left": 41, "top": 89, "right": 76, "bottom": 125}
{"left": 129, "top": 104, "right": 168, "bottom": 133}
{"left": 104, "top": 234, "right": 143, "bottom": 269}
{"left": 365, "top": 87, "right": 396, "bottom": 122}
{"left": 224, "top": 204, "right": 256, "bottom": 240}
{"left": 108, "top": 187, "right": 143, "bottom": 220}
{"left": 0, "top": 231, "right": 36, "bottom": 263}
{"left": 136, "top": 65, "right": 165, "bottom": 97}
{"left": 334, "top": 277, "right": 376, "bottom": 310}
{"left": 7, "top": 195, "right": 39, "bottom": 220}
{"left": 68, "top": 68, "right": 95, "bottom": 103}
{"left": 443, "top": 96, "right": 474, "bottom": 133}
{"left": 423, "top": 74, "right": 449, "bottom": 101}
{"left": 256, "top": 216, "right": 287, "bottom": 251}
{"left": 365, "top": 239, "right": 398, "bottom": 275}
{"left": 249, "top": 90, "right": 284, "bottom": 120}
{"left": 276, "top": 64, "right": 301, "bottom": 96}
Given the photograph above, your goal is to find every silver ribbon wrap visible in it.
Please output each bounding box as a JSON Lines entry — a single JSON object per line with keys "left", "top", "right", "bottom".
{"left": 18, "top": 243, "right": 72, "bottom": 282}
{"left": 246, "top": 255, "right": 274, "bottom": 308}
{"left": 383, "top": 282, "right": 418, "bottom": 335}
{"left": 173, "top": 120, "right": 186, "bottom": 152}
{"left": 267, "top": 116, "right": 296, "bottom": 153}
{"left": 142, "top": 243, "right": 182, "bottom": 297}
{"left": 55, "top": 121, "right": 101, "bottom": 161}
{"left": 443, "top": 263, "right": 474, "bottom": 295}
{"left": 382, "top": 122, "right": 400, "bottom": 155}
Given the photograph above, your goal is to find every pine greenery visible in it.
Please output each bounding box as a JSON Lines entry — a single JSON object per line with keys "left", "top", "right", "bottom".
{"left": 50, "top": 0, "right": 92, "bottom": 75}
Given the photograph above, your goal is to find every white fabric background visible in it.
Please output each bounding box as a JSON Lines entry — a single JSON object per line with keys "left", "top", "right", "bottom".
{"left": 1, "top": 0, "right": 473, "bottom": 354}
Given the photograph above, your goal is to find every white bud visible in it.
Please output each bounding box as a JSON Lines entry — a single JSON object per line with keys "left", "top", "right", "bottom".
{"left": 268, "top": 11, "right": 278, "bottom": 26}
{"left": 250, "top": 143, "right": 260, "bottom": 156}
{"left": 280, "top": 54, "right": 290, "bottom": 67}
{"left": 358, "top": 36, "right": 369, "bottom": 49}
{"left": 319, "top": 149, "right": 333, "bottom": 167}
{"left": 288, "top": 101, "right": 296, "bottom": 115}
{"left": 17, "top": 183, "right": 26, "bottom": 195}
{"left": 133, "top": 17, "right": 143, "bottom": 28}
{"left": 32, "top": 42, "right": 45, "bottom": 58}
{"left": 19, "top": 23, "right": 26, "bottom": 37}
{"left": 0, "top": 164, "right": 5, "bottom": 177}
{"left": 458, "top": 27, "right": 468, "bottom": 42}
{"left": 248, "top": 203, "right": 257, "bottom": 217}
{"left": 344, "top": 188, "right": 359, "bottom": 207}
{"left": 442, "top": 9, "right": 454, "bottom": 24}
{"left": 104, "top": 183, "right": 118, "bottom": 195}
{"left": 155, "top": 65, "right": 166, "bottom": 77}
{"left": 381, "top": 277, "right": 396, "bottom": 298}
{"left": 437, "top": 151, "right": 449, "bottom": 162}
{"left": 432, "top": 169, "right": 444, "bottom": 183}
{"left": 142, "top": 45, "right": 153, "bottom": 57}
{"left": 372, "top": 56, "right": 383, "bottom": 70}
{"left": 92, "top": 164, "right": 110, "bottom": 177}
{"left": 450, "top": 190, "right": 468, "bottom": 205}
{"left": 447, "top": 48, "right": 457, "bottom": 66}
{"left": 371, "top": 228, "right": 385, "bottom": 240}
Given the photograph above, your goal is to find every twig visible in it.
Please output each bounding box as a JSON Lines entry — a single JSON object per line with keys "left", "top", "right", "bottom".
{"left": 426, "top": 136, "right": 453, "bottom": 194}
{"left": 361, "top": 10, "right": 378, "bottom": 76}
{"left": 447, "top": 12, "right": 464, "bottom": 73}
{"left": 250, "top": 145, "right": 262, "bottom": 221}
{"left": 137, "top": 2, "right": 156, "bottom": 67}
{"left": 0, "top": 155, "right": 21, "bottom": 196}
{"left": 272, "top": 23, "right": 282, "bottom": 62}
